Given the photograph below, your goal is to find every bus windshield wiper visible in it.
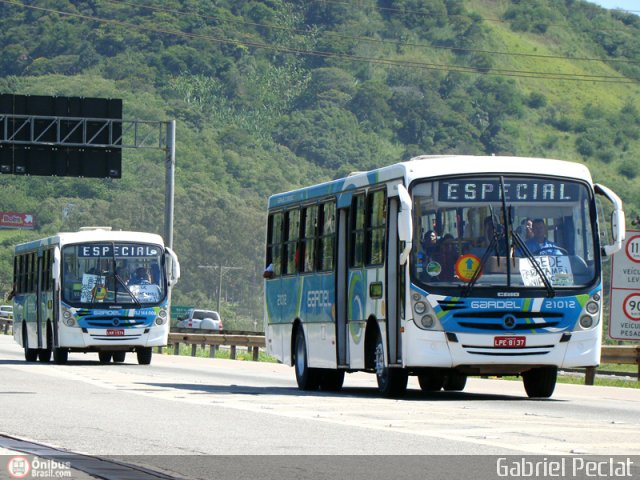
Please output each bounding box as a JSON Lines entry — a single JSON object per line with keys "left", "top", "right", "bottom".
{"left": 109, "top": 242, "right": 141, "bottom": 307}
{"left": 462, "top": 202, "right": 506, "bottom": 297}
{"left": 511, "top": 227, "right": 555, "bottom": 298}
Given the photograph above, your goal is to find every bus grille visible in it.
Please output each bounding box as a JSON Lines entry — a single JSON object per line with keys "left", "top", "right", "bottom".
{"left": 84, "top": 317, "right": 148, "bottom": 327}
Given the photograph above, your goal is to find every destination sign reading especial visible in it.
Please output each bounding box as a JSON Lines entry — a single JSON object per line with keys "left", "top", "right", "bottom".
{"left": 438, "top": 179, "right": 579, "bottom": 202}
{"left": 609, "top": 229, "right": 640, "bottom": 340}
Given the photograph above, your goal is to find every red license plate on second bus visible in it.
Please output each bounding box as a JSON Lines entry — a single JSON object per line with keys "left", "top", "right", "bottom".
{"left": 494, "top": 336, "right": 526, "bottom": 348}
{"left": 106, "top": 329, "right": 125, "bottom": 336}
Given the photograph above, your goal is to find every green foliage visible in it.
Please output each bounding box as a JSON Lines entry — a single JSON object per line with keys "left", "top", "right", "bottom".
{"left": 0, "top": 0, "right": 639, "bottom": 323}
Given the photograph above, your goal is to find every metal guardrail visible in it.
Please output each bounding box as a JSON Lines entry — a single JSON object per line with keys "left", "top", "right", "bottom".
{"left": 166, "top": 331, "right": 266, "bottom": 361}
{"left": 584, "top": 345, "right": 640, "bottom": 385}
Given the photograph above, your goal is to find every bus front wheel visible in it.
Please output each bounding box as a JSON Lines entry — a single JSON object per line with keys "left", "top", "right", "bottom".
{"left": 523, "top": 366, "right": 557, "bottom": 398}
{"left": 294, "top": 329, "right": 320, "bottom": 390}
{"left": 137, "top": 347, "right": 152, "bottom": 365}
{"left": 53, "top": 348, "right": 68, "bottom": 364}
{"left": 373, "top": 331, "right": 407, "bottom": 398}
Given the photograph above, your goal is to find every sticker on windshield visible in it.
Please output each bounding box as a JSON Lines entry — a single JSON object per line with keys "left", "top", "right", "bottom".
{"left": 426, "top": 261, "right": 442, "bottom": 277}
{"left": 455, "top": 254, "right": 482, "bottom": 282}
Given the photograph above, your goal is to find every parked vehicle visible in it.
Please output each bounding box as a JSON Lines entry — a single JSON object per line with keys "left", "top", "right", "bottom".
{"left": 176, "top": 309, "right": 223, "bottom": 331}
{"left": 0, "top": 305, "right": 13, "bottom": 320}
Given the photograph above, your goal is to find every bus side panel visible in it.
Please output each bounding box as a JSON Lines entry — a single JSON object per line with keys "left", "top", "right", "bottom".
{"left": 346, "top": 269, "right": 366, "bottom": 369}
{"left": 300, "top": 273, "right": 336, "bottom": 369}
{"left": 14, "top": 294, "right": 40, "bottom": 350}
{"left": 346, "top": 266, "right": 386, "bottom": 369}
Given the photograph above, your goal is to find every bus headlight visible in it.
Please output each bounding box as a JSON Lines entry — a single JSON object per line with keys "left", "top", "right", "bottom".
{"left": 419, "top": 314, "right": 436, "bottom": 329}
{"left": 579, "top": 315, "right": 594, "bottom": 329}
{"left": 412, "top": 297, "right": 442, "bottom": 331}
{"left": 574, "top": 294, "right": 600, "bottom": 331}
{"left": 155, "top": 316, "right": 166, "bottom": 325}
{"left": 585, "top": 301, "right": 599, "bottom": 315}
{"left": 62, "top": 309, "right": 76, "bottom": 327}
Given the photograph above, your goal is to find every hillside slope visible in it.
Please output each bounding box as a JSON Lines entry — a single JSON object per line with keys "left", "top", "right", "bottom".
{"left": 0, "top": 0, "right": 638, "bottom": 327}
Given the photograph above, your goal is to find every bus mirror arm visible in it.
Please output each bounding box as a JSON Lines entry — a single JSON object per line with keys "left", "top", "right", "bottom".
{"left": 397, "top": 184, "right": 413, "bottom": 265}
{"left": 595, "top": 183, "right": 625, "bottom": 257}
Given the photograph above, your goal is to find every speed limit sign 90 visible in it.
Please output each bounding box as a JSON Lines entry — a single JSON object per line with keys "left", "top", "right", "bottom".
{"left": 622, "top": 293, "right": 640, "bottom": 321}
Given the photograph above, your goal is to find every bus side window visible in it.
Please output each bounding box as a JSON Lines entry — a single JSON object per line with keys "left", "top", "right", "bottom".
{"left": 266, "top": 212, "right": 283, "bottom": 278}
{"left": 367, "top": 190, "right": 386, "bottom": 266}
{"left": 318, "top": 201, "right": 336, "bottom": 271}
{"left": 301, "top": 205, "right": 318, "bottom": 273}
{"left": 350, "top": 194, "right": 365, "bottom": 268}
{"left": 284, "top": 209, "right": 300, "bottom": 275}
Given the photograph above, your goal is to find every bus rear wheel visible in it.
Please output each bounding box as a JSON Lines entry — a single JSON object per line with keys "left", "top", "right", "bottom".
{"left": 523, "top": 366, "right": 557, "bottom": 398}
{"left": 294, "top": 329, "right": 320, "bottom": 390}
{"left": 113, "top": 352, "right": 126, "bottom": 363}
{"left": 418, "top": 372, "right": 445, "bottom": 392}
{"left": 319, "top": 370, "right": 344, "bottom": 391}
{"left": 23, "top": 324, "right": 38, "bottom": 362}
{"left": 373, "top": 331, "right": 407, "bottom": 398}
{"left": 443, "top": 372, "right": 467, "bottom": 391}
{"left": 136, "top": 347, "right": 152, "bottom": 365}
{"left": 38, "top": 325, "right": 53, "bottom": 363}
{"left": 98, "top": 352, "right": 112, "bottom": 363}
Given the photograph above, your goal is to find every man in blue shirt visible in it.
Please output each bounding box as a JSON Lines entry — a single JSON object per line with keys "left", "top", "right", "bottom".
{"left": 525, "top": 218, "right": 563, "bottom": 255}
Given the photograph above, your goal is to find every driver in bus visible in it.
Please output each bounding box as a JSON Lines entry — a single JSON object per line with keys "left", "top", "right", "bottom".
{"left": 525, "top": 218, "right": 563, "bottom": 255}
{"left": 128, "top": 267, "right": 152, "bottom": 285}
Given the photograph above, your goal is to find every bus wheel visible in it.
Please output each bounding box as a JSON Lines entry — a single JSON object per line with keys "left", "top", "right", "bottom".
{"left": 98, "top": 352, "right": 112, "bottom": 364}
{"left": 443, "top": 372, "right": 467, "bottom": 392}
{"left": 53, "top": 348, "right": 68, "bottom": 364}
{"left": 113, "top": 352, "right": 126, "bottom": 363}
{"left": 522, "top": 366, "right": 557, "bottom": 398}
{"left": 294, "top": 329, "right": 320, "bottom": 390}
{"left": 38, "top": 326, "right": 53, "bottom": 363}
{"left": 137, "top": 347, "right": 152, "bottom": 365}
{"left": 38, "top": 348, "right": 52, "bottom": 363}
{"left": 319, "top": 370, "right": 345, "bottom": 391}
{"left": 25, "top": 348, "right": 38, "bottom": 362}
{"left": 418, "top": 372, "right": 444, "bottom": 392}
{"left": 23, "top": 324, "right": 38, "bottom": 362}
{"left": 373, "top": 331, "right": 407, "bottom": 398}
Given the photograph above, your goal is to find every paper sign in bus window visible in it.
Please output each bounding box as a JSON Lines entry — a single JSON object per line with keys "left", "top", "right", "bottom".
{"left": 519, "top": 256, "right": 574, "bottom": 287}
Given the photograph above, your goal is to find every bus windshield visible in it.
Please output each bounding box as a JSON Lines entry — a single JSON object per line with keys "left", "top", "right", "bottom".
{"left": 411, "top": 176, "right": 597, "bottom": 291}
{"left": 62, "top": 242, "right": 166, "bottom": 305}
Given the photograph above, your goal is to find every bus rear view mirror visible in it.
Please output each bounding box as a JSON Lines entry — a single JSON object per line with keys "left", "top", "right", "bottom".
{"left": 595, "top": 183, "right": 625, "bottom": 257}
{"left": 397, "top": 183, "right": 413, "bottom": 265}
{"left": 166, "top": 247, "right": 181, "bottom": 286}
{"left": 52, "top": 247, "right": 61, "bottom": 281}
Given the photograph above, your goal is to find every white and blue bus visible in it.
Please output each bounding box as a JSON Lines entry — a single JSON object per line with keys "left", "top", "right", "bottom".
{"left": 12, "top": 227, "right": 180, "bottom": 365}
{"left": 264, "top": 155, "right": 624, "bottom": 398}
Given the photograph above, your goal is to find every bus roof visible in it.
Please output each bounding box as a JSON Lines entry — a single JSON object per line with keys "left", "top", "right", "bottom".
{"left": 15, "top": 228, "right": 165, "bottom": 253}
{"left": 268, "top": 155, "right": 593, "bottom": 209}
